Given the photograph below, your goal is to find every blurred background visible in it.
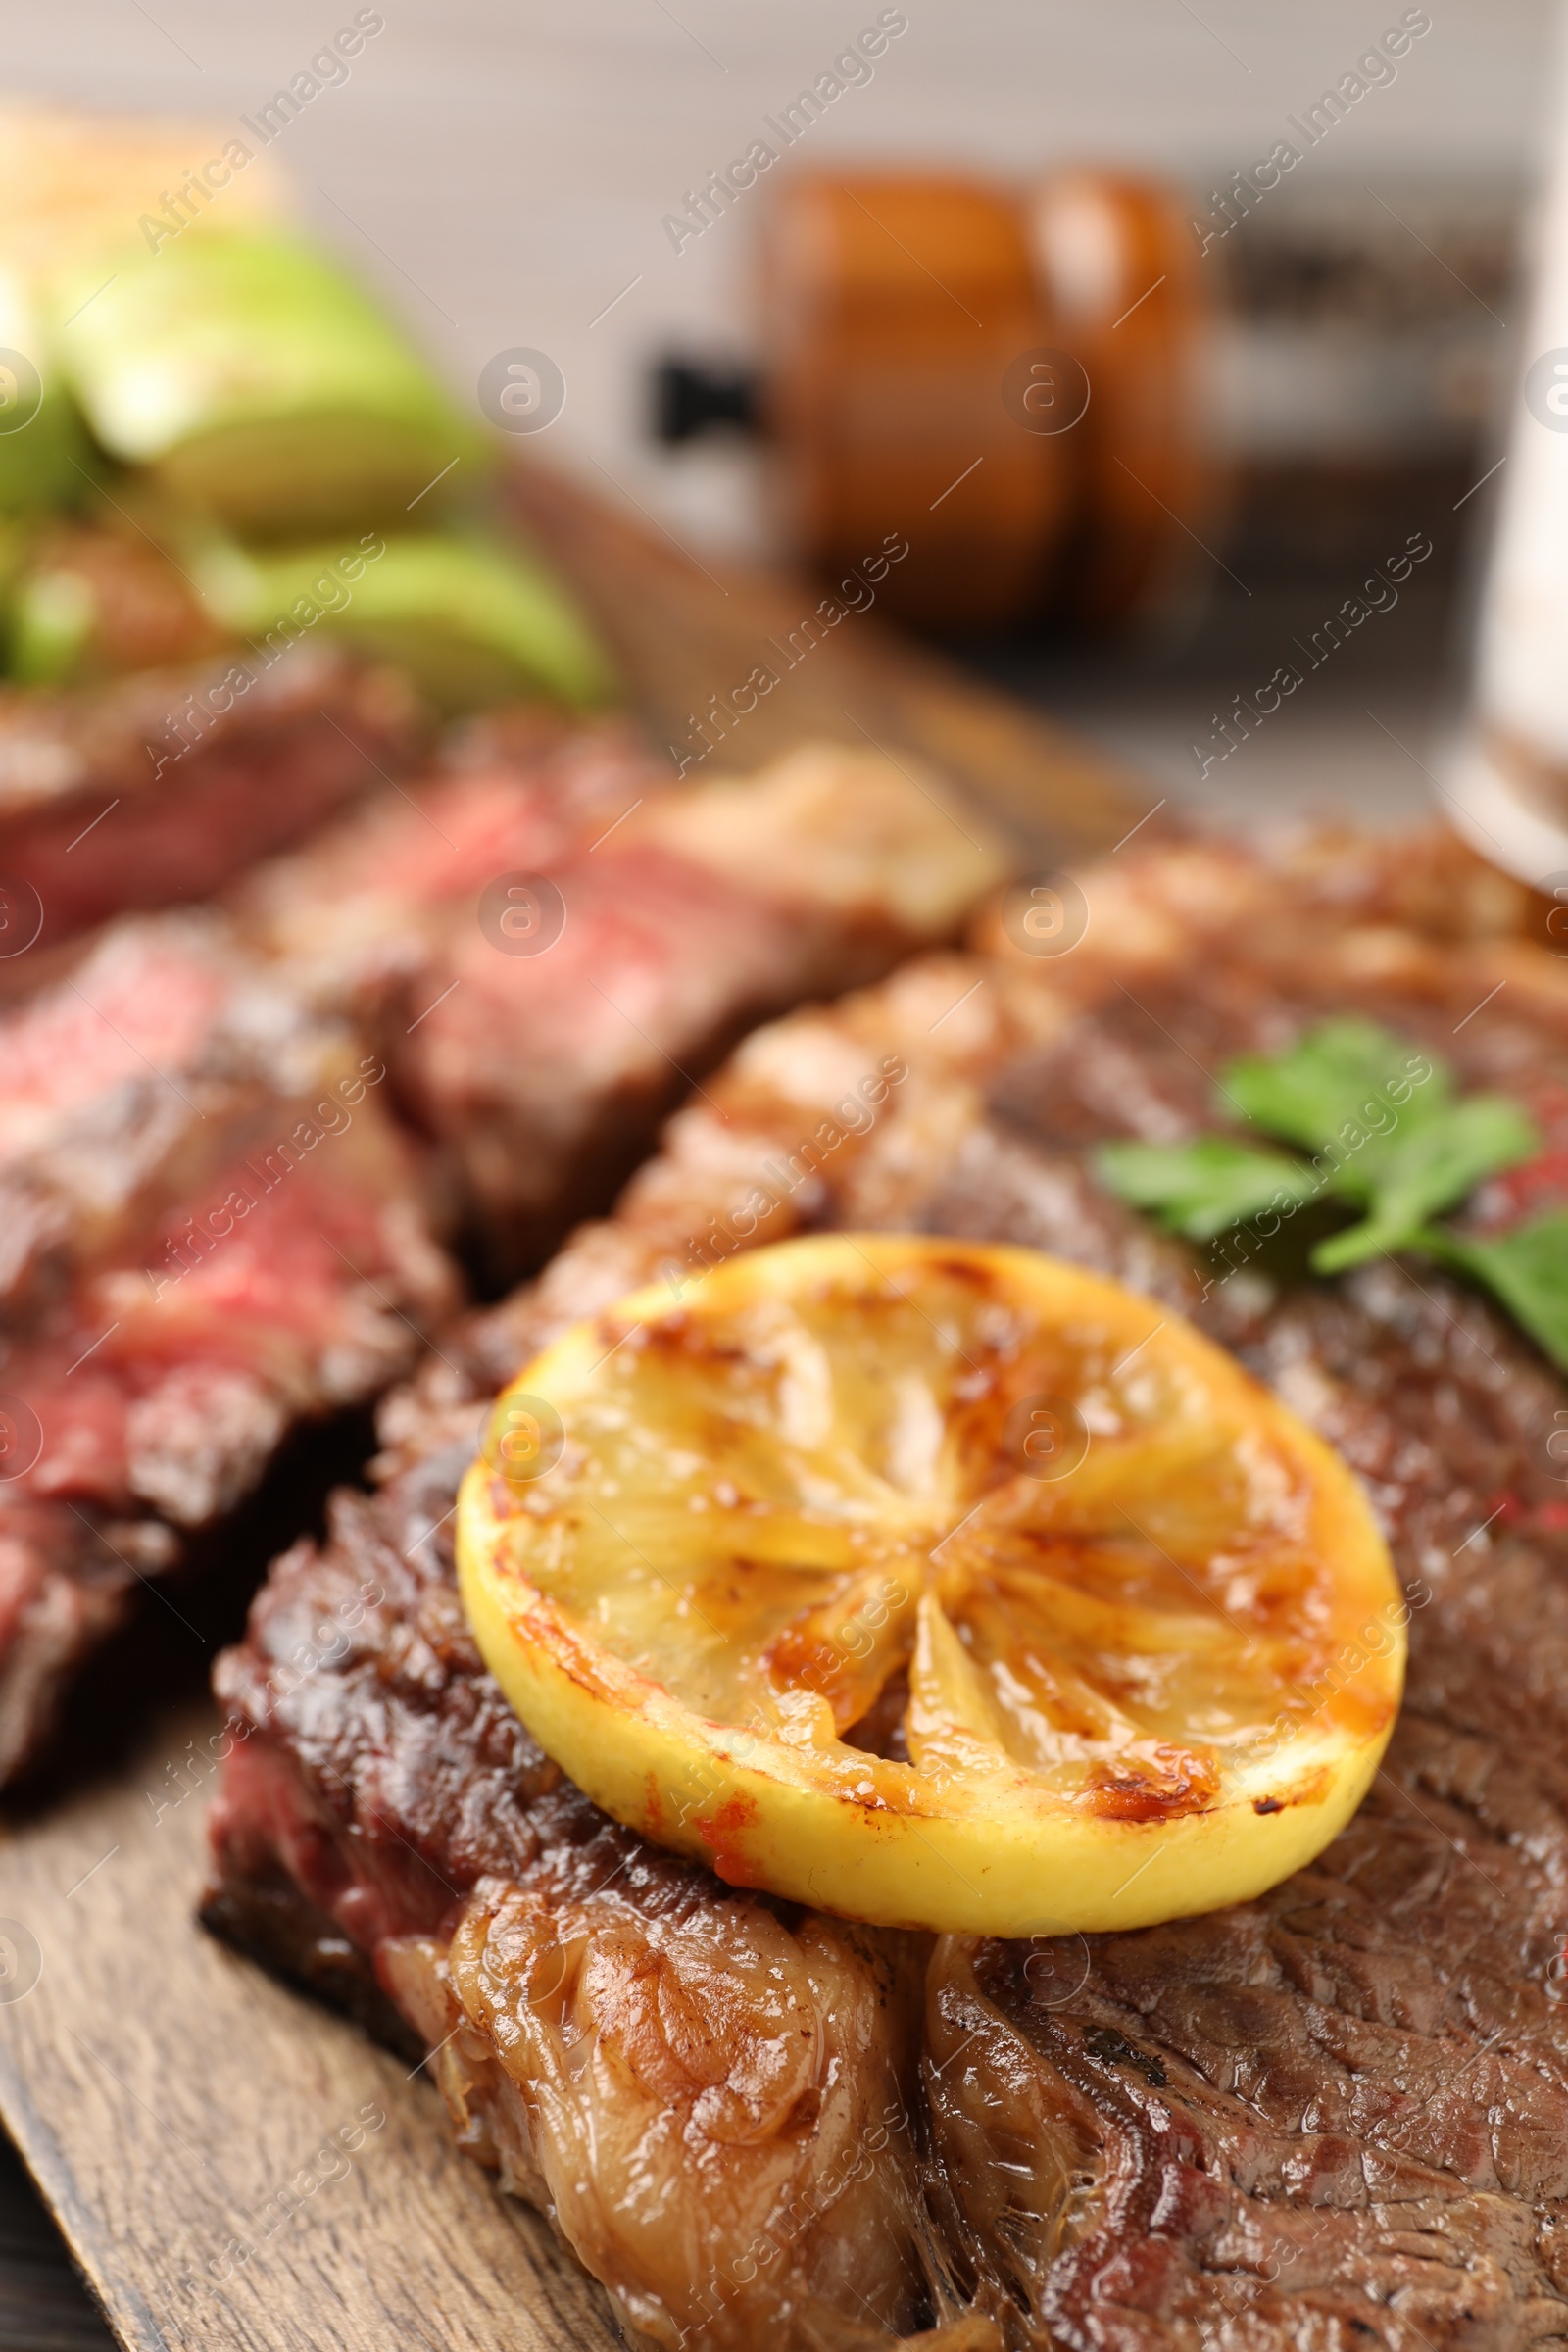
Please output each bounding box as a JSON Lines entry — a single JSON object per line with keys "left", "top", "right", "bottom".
{"left": 2, "top": 0, "right": 1560, "bottom": 835}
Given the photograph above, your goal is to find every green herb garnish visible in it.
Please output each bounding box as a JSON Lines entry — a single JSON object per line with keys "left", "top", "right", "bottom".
{"left": 1095, "top": 1017, "right": 1564, "bottom": 1365}
{"left": 1095, "top": 1137, "right": 1321, "bottom": 1242}
{"left": 1422, "top": 1212, "right": 1568, "bottom": 1373}
{"left": 1223, "top": 1016, "right": 1434, "bottom": 1152}
{"left": 1224, "top": 1019, "right": 1537, "bottom": 1271}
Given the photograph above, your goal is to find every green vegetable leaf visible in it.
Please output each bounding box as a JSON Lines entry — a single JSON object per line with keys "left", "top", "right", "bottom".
{"left": 1309, "top": 1095, "right": 1542, "bottom": 1273}
{"left": 1422, "top": 1211, "right": 1568, "bottom": 1374}
{"left": 1094, "top": 1138, "right": 1322, "bottom": 1242}
{"left": 1223, "top": 1018, "right": 1447, "bottom": 1159}
{"left": 1221, "top": 1018, "right": 1538, "bottom": 1274}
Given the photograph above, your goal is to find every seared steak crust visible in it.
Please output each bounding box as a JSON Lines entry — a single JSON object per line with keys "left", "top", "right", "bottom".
{"left": 206, "top": 831, "right": 1568, "bottom": 2349}
{"left": 211, "top": 1459, "right": 945, "bottom": 2348}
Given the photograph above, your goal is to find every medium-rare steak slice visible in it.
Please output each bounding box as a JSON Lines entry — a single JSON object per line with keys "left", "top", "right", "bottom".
{"left": 235, "top": 724, "right": 1009, "bottom": 1274}
{"left": 205, "top": 827, "right": 1568, "bottom": 2350}
{"left": 0, "top": 642, "right": 419, "bottom": 956}
{"left": 0, "top": 716, "right": 1000, "bottom": 1781}
{"left": 0, "top": 908, "right": 458, "bottom": 1783}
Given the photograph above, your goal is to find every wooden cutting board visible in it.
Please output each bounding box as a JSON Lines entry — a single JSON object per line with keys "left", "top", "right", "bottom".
{"left": 0, "top": 462, "right": 1149, "bottom": 2352}
{"left": 504, "top": 460, "right": 1152, "bottom": 862}
{"left": 1, "top": 1696, "right": 626, "bottom": 2352}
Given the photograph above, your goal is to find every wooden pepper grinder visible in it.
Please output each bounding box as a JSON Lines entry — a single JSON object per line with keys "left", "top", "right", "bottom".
{"left": 754, "top": 171, "right": 1210, "bottom": 631}
{"left": 656, "top": 165, "right": 1511, "bottom": 636}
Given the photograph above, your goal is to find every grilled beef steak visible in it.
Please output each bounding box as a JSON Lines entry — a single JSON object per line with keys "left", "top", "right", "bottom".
{"left": 235, "top": 724, "right": 1008, "bottom": 1274}
{"left": 0, "top": 644, "right": 419, "bottom": 956}
{"left": 0, "top": 713, "right": 1005, "bottom": 1785}
{"left": 204, "top": 829, "right": 1568, "bottom": 2349}
{"left": 0, "top": 908, "right": 457, "bottom": 1783}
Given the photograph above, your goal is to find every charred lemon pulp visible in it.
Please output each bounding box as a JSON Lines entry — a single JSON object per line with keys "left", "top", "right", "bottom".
{"left": 456, "top": 1236, "right": 1404, "bottom": 1936}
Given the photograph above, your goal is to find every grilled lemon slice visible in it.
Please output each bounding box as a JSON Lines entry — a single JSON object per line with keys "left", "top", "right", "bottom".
{"left": 457, "top": 1236, "right": 1404, "bottom": 1936}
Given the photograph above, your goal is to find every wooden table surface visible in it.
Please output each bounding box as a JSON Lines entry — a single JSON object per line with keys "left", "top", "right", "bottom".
{"left": 0, "top": 463, "right": 1148, "bottom": 2352}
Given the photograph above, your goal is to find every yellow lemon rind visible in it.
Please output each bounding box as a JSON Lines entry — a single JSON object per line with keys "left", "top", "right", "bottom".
{"left": 456, "top": 1237, "right": 1405, "bottom": 1937}
{"left": 457, "top": 1526, "right": 1400, "bottom": 1936}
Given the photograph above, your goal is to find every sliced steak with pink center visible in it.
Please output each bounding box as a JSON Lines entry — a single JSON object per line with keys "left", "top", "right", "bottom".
{"left": 0, "top": 908, "right": 457, "bottom": 1783}
{"left": 0, "top": 645, "right": 420, "bottom": 956}
{"left": 2, "top": 719, "right": 1005, "bottom": 1782}
{"left": 236, "top": 730, "right": 1008, "bottom": 1274}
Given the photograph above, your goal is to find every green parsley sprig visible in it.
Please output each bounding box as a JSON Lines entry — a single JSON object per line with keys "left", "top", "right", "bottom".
{"left": 1097, "top": 1017, "right": 1568, "bottom": 1367}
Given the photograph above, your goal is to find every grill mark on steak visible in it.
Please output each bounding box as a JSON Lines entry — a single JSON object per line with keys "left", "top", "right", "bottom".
{"left": 203, "top": 830, "right": 1568, "bottom": 2348}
